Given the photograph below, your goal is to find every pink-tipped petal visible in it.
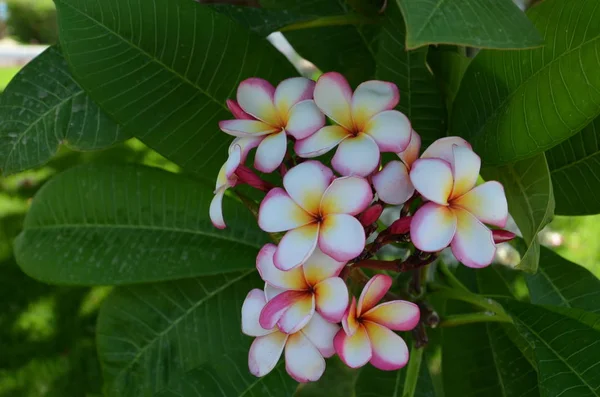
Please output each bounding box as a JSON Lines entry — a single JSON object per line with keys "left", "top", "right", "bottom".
{"left": 372, "top": 160, "right": 414, "bottom": 205}
{"left": 313, "top": 72, "right": 354, "bottom": 130}
{"left": 248, "top": 330, "right": 288, "bottom": 377}
{"left": 364, "top": 110, "right": 411, "bottom": 153}
{"left": 256, "top": 244, "right": 309, "bottom": 290}
{"left": 362, "top": 301, "right": 420, "bottom": 331}
{"left": 285, "top": 100, "right": 326, "bottom": 140}
{"left": 229, "top": 136, "right": 262, "bottom": 163}
{"left": 302, "top": 247, "right": 346, "bottom": 286}
{"left": 409, "top": 158, "right": 453, "bottom": 205}
{"left": 363, "top": 321, "right": 409, "bottom": 371}
{"left": 209, "top": 186, "right": 227, "bottom": 230}
{"left": 258, "top": 188, "right": 314, "bottom": 233}
{"left": 452, "top": 181, "right": 509, "bottom": 228}
{"left": 450, "top": 145, "right": 481, "bottom": 199}
{"left": 219, "top": 119, "right": 279, "bottom": 137}
{"left": 283, "top": 161, "right": 334, "bottom": 215}
{"left": 277, "top": 293, "right": 315, "bottom": 334}
{"left": 351, "top": 81, "right": 400, "bottom": 130}
{"left": 242, "top": 289, "right": 273, "bottom": 337}
{"left": 254, "top": 130, "right": 287, "bottom": 173}
{"left": 314, "top": 277, "right": 349, "bottom": 323}
{"left": 259, "top": 290, "right": 306, "bottom": 330}
{"left": 357, "top": 274, "right": 392, "bottom": 316}
{"left": 334, "top": 325, "right": 372, "bottom": 369}
{"left": 285, "top": 331, "right": 326, "bottom": 383}
{"left": 301, "top": 312, "right": 340, "bottom": 358}
{"left": 398, "top": 130, "right": 421, "bottom": 167}
{"left": 274, "top": 77, "right": 316, "bottom": 117}
{"left": 320, "top": 176, "right": 373, "bottom": 216}
{"left": 274, "top": 223, "right": 320, "bottom": 270}
{"left": 410, "top": 202, "right": 457, "bottom": 252}
{"left": 294, "top": 125, "right": 349, "bottom": 158}
{"left": 451, "top": 208, "right": 496, "bottom": 268}
{"left": 421, "top": 136, "right": 471, "bottom": 163}
{"left": 226, "top": 99, "right": 254, "bottom": 120}
{"left": 331, "top": 134, "right": 380, "bottom": 177}
{"left": 237, "top": 78, "right": 280, "bottom": 126}
{"left": 318, "top": 214, "right": 366, "bottom": 262}
{"left": 342, "top": 297, "right": 359, "bottom": 336}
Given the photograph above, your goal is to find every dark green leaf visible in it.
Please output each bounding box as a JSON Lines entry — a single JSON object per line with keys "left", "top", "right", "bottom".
{"left": 451, "top": 0, "right": 600, "bottom": 165}
{"left": 397, "top": 0, "right": 542, "bottom": 49}
{"left": 14, "top": 164, "right": 265, "bottom": 285}
{"left": 0, "top": 46, "right": 127, "bottom": 175}
{"left": 55, "top": 0, "right": 295, "bottom": 176}
{"left": 427, "top": 47, "right": 471, "bottom": 112}
{"left": 295, "top": 357, "right": 357, "bottom": 397}
{"left": 547, "top": 117, "right": 600, "bottom": 215}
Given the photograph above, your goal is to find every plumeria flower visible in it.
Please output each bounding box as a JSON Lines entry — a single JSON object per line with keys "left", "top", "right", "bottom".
{"left": 257, "top": 244, "right": 349, "bottom": 334}
{"left": 242, "top": 288, "right": 340, "bottom": 382}
{"left": 258, "top": 161, "right": 373, "bottom": 270}
{"left": 334, "top": 275, "right": 420, "bottom": 370}
{"left": 409, "top": 144, "right": 509, "bottom": 268}
{"left": 219, "top": 77, "right": 325, "bottom": 173}
{"left": 295, "top": 72, "right": 412, "bottom": 177}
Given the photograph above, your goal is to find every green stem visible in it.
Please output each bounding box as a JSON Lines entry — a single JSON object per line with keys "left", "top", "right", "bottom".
{"left": 279, "top": 14, "right": 376, "bottom": 32}
{"left": 439, "top": 312, "right": 513, "bottom": 327}
{"left": 402, "top": 341, "right": 424, "bottom": 397}
{"left": 427, "top": 285, "right": 512, "bottom": 324}
{"left": 438, "top": 262, "right": 469, "bottom": 292}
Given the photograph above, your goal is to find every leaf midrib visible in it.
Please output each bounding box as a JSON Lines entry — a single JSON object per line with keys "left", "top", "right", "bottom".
{"left": 550, "top": 149, "right": 600, "bottom": 174}
{"left": 536, "top": 267, "right": 571, "bottom": 307}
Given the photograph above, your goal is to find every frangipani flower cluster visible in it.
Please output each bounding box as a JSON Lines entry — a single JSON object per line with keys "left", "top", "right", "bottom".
{"left": 210, "top": 72, "right": 511, "bottom": 382}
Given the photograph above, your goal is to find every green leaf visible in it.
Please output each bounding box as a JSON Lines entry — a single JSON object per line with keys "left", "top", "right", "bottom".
{"left": 98, "top": 271, "right": 260, "bottom": 396}
{"left": 295, "top": 357, "right": 357, "bottom": 397}
{"left": 547, "top": 117, "right": 600, "bottom": 215}
{"left": 0, "top": 46, "right": 127, "bottom": 175}
{"left": 451, "top": 0, "right": 600, "bottom": 165}
{"left": 55, "top": 0, "right": 296, "bottom": 176}
{"left": 482, "top": 154, "right": 555, "bottom": 272}
{"left": 526, "top": 246, "right": 600, "bottom": 313}
{"left": 427, "top": 47, "right": 471, "bottom": 112}
{"left": 14, "top": 164, "right": 265, "bottom": 285}
{"left": 396, "top": 0, "right": 542, "bottom": 50}
{"left": 504, "top": 300, "right": 600, "bottom": 397}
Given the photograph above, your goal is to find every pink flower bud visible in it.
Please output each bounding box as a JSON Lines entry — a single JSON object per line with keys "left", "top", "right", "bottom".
{"left": 390, "top": 216, "right": 412, "bottom": 235}
{"left": 492, "top": 229, "right": 516, "bottom": 244}
{"left": 235, "top": 165, "right": 273, "bottom": 192}
{"left": 358, "top": 204, "right": 383, "bottom": 226}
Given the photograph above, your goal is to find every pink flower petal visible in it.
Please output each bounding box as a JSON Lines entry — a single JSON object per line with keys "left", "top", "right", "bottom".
{"left": 277, "top": 293, "right": 315, "bottom": 334}
{"left": 274, "top": 223, "right": 320, "bottom": 270}
{"left": 318, "top": 214, "right": 365, "bottom": 262}
{"left": 274, "top": 77, "right": 316, "bottom": 118}
{"left": 285, "top": 100, "right": 326, "bottom": 140}
{"left": 320, "top": 176, "right": 373, "bottom": 216}
{"left": 364, "top": 110, "right": 411, "bottom": 153}
{"left": 302, "top": 247, "right": 346, "bottom": 286}
{"left": 254, "top": 129, "right": 287, "bottom": 173}
{"left": 294, "top": 125, "right": 349, "bottom": 158}
{"left": 226, "top": 99, "right": 253, "bottom": 120}
{"left": 256, "top": 244, "right": 309, "bottom": 290}
{"left": 242, "top": 289, "right": 273, "bottom": 337}
{"left": 332, "top": 134, "right": 380, "bottom": 177}
{"left": 351, "top": 80, "right": 400, "bottom": 131}
{"left": 409, "top": 158, "right": 453, "bottom": 205}
{"left": 410, "top": 202, "right": 457, "bottom": 252}
{"left": 342, "top": 297, "right": 359, "bottom": 336}
{"left": 334, "top": 324, "right": 372, "bottom": 368}
{"left": 421, "top": 136, "right": 471, "bottom": 163}
{"left": 398, "top": 129, "right": 421, "bottom": 167}
{"left": 451, "top": 208, "right": 496, "bottom": 268}
{"left": 372, "top": 160, "right": 414, "bottom": 205}
{"left": 452, "top": 181, "right": 509, "bottom": 227}
{"left": 314, "top": 277, "right": 349, "bottom": 323}
{"left": 248, "top": 330, "right": 288, "bottom": 377}
{"left": 313, "top": 72, "right": 354, "bottom": 130}
{"left": 301, "top": 312, "right": 340, "bottom": 358}
{"left": 219, "top": 119, "right": 279, "bottom": 137}
{"left": 362, "top": 301, "right": 420, "bottom": 331}
{"left": 285, "top": 331, "right": 326, "bottom": 383}
{"left": 258, "top": 188, "right": 314, "bottom": 233}
{"left": 229, "top": 136, "right": 262, "bottom": 163}
{"left": 449, "top": 145, "right": 481, "bottom": 199}
{"left": 209, "top": 186, "right": 227, "bottom": 230}
{"left": 259, "top": 289, "right": 307, "bottom": 330}
{"left": 357, "top": 274, "right": 391, "bottom": 316}
{"left": 265, "top": 284, "right": 285, "bottom": 302}
{"left": 363, "top": 321, "right": 409, "bottom": 371}
{"left": 283, "top": 160, "right": 334, "bottom": 215}
{"left": 237, "top": 78, "right": 280, "bottom": 126}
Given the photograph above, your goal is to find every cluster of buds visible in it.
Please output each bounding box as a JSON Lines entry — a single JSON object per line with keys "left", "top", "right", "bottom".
{"left": 210, "top": 72, "right": 511, "bottom": 382}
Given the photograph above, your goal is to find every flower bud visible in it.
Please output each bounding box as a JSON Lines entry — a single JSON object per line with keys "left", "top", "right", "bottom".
{"left": 492, "top": 229, "right": 516, "bottom": 244}
{"left": 358, "top": 203, "right": 383, "bottom": 226}
{"left": 235, "top": 165, "right": 273, "bottom": 192}
{"left": 390, "top": 216, "right": 412, "bottom": 235}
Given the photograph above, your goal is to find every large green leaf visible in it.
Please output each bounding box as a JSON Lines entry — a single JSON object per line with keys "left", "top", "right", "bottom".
{"left": 482, "top": 154, "right": 555, "bottom": 272}
{"left": 97, "top": 271, "right": 261, "bottom": 396}
{"left": 0, "top": 46, "right": 127, "bottom": 175}
{"left": 526, "top": 247, "right": 600, "bottom": 313}
{"left": 396, "top": 0, "right": 542, "bottom": 50}
{"left": 504, "top": 300, "right": 600, "bottom": 397}
{"left": 427, "top": 47, "right": 471, "bottom": 114}
{"left": 14, "top": 164, "right": 265, "bottom": 285}
{"left": 546, "top": 117, "right": 600, "bottom": 215}
{"left": 451, "top": 0, "right": 600, "bottom": 165}
{"left": 295, "top": 357, "right": 357, "bottom": 397}
{"left": 55, "top": 0, "right": 296, "bottom": 176}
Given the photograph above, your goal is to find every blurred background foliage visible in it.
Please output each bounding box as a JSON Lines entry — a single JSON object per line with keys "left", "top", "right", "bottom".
{"left": 6, "top": 0, "right": 57, "bottom": 44}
